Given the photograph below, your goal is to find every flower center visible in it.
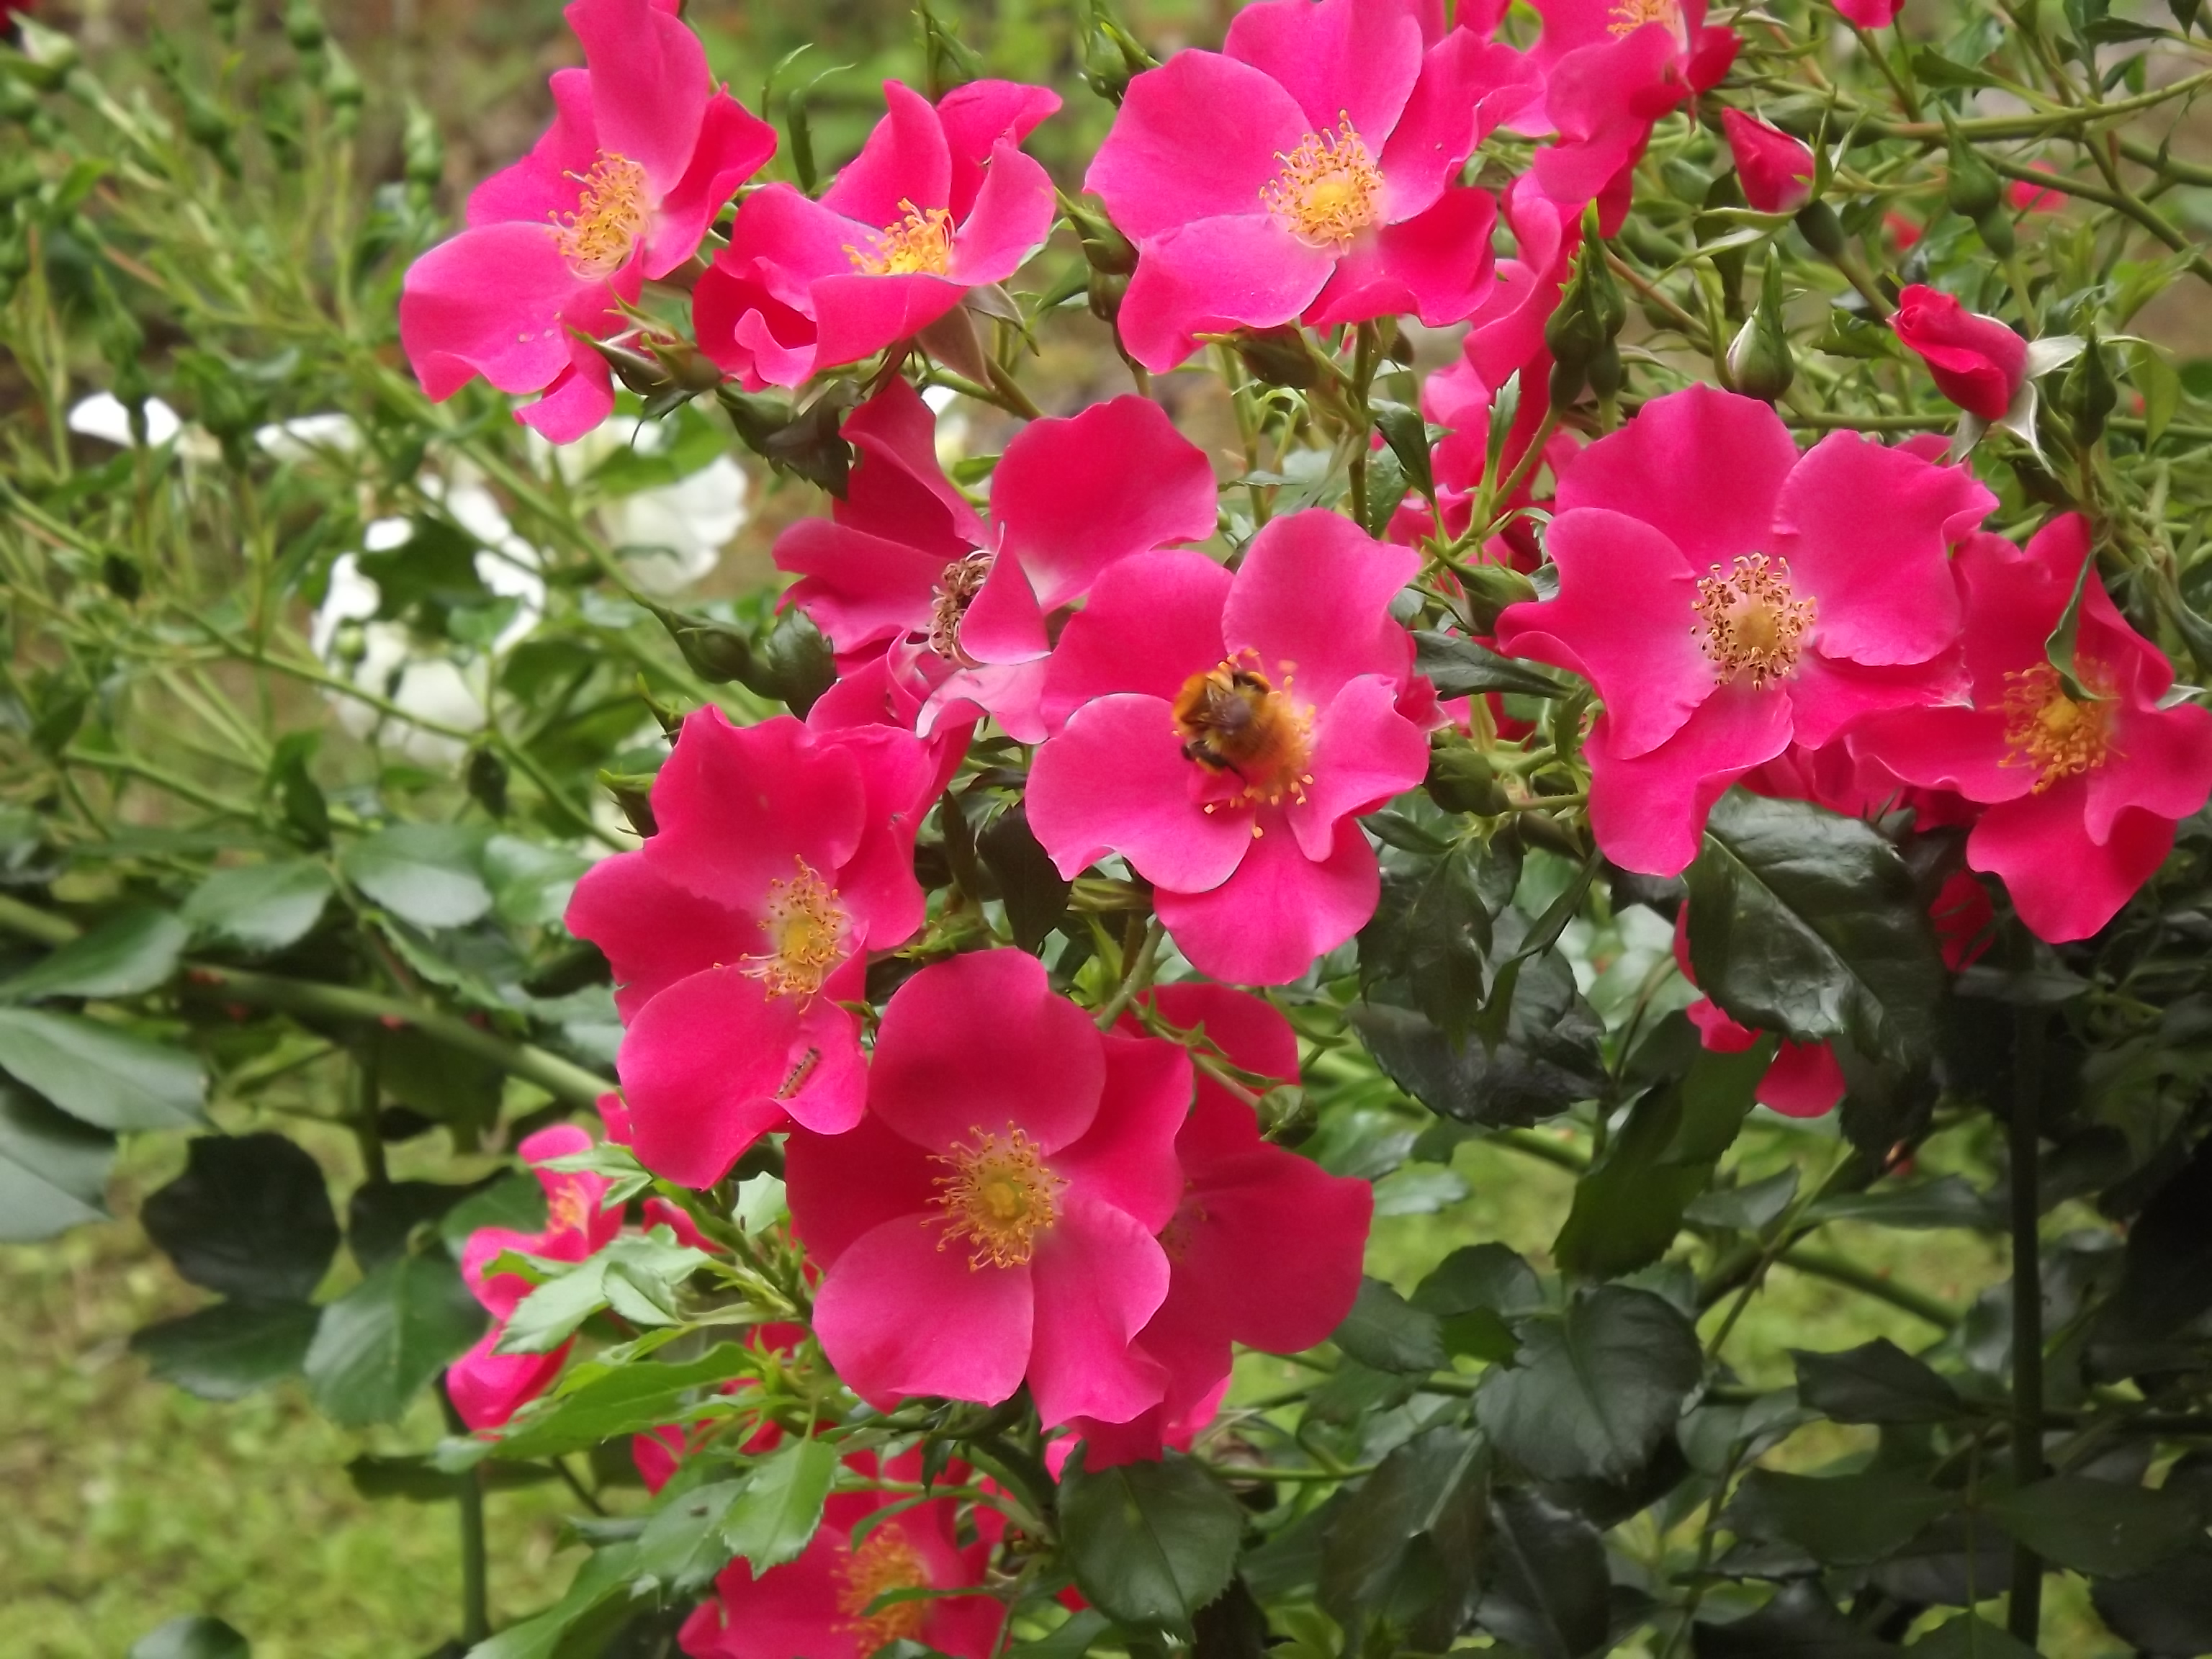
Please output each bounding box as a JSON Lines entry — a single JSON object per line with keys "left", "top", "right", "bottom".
{"left": 931, "top": 1125, "right": 1065, "bottom": 1269}
{"left": 1260, "top": 116, "right": 1385, "bottom": 248}
{"left": 1172, "top": 660, "right": 1316, "bottom": 806}
{"left": 2001, "top": 661, "right": 2115, "bottom": 791}
{"left": 849, "top": 200, "right": 956, "bottom": 276}
{"left": 743, "top": 858, "right": 850, "bottom": 1000}
{"left": 927, "top": 550, "right": 994, "bottom": 665}
{"left": 1607, "top": 0, "right": 1681, "bottom": 36}
{"left": 545, "top": 1178, "right": 593, "bottom": 1237}
{"left": 835, "top": 1527, "right": 932, "bottom": 1653}
{"left": 1691, "top": 554, "right": 1817, "bottom": 689}
{"left": 553, "top": 153, "right": 650, "bottom": 279}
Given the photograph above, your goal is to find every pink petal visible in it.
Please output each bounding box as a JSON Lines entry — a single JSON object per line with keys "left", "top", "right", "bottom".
{"left": 785, "top": 1114, "right": 942, "bottom": 1267}
{"left": 399, "top": 222, "right": 594, "bottom": 400}
{"left": 726, "top": 182, "right": 870, "bottom": 289}
{"left": 691, "top": 253, "right": 818, "bottom": 390}
{"left": 1584, "top": 685, "right": 1792, "bottom": 877}
{"left": 516, "top": 350, "right": 619, "bottom": 444}
{"left": 1223, "top": 509, "right": 1419, "bottom": 707}
{"left": 922, "top": 658, "right": 1051, "bottom": 743}
{"left": 1758, "top": 1041, "right": 1845, "bottom": 1118}
{"left": 1148, "top": 983, "right": 1300, "bottom": 1130}
{"left": 1084, "top": 53, "right": 1310, "bottom": 243}
{"left": 1289, "top": 674, "right": 1431, "bottom": 860}
{"left": 645, "top": 91, "right": 778, "bottom": 278}
{"left": 1040, "top": 552, "right": 1232, "bottom": 727}
{"left": 1157, "top": 814, "right": 1380, "bottom": 984}
{"left": 1174, "top": 1137, "right": 1372, "bottom": 1355}
{"left": 2086, "top": 701, "right": 2212, "bottom": 841}
{"left": 811, "top": 1215, "right": 1035, "bottom": 1408}
{"left": 565, "top": 851, "right": 757, "bottom": 1022}
{"left": 809, "top": 271, "right": 966, "bottom": 372}
{"left": 467, "top": 69, "right": 600, "bottom": 228}
{"left": 446, "top": 1330, "right": 565, "bottom": 1431}
{"left": 775, "top": 518, "right": 945, "bottom": 655}
{"left": 995, "top": 398, "right": 1219, "bottom": 611}
{"left": 947, "top": 141, "right": 1056, "bottom": 285}
{"left": 688, "top": 1537, "right": 857, "bottom": 1659}
{"left": 1969, "top": 784, "right": 2172, "bottom": 943}
{"left": 1028, "top": 693, "right": 1256, "bottom": 892}
{"left": 1116, "top": 215, "right": 1339, "bottom": 374}
{"left": 958, "top": 550, "right": 1051, "bottom": 665}
{"left": 821, "top": 723, "right": 938, "bottom": 950}
{"left": 1369, "top": 185, "right": 1498, "bottom": 327}
{"left": 822, "top": 81, "right": 953, "bottom": 224}
{"left": 1052, "top": 1033, "right": 1193, "bottom": 1234}
{"left": 1025, "top": 1195, "right": 1172, "bottom": 1427}
{"left": 1846, "top": 706, "right": 2030, "bottom": 806}
{"left": 1223, "top": 0, "right": 1424, "bottom": 143}
{"left": 1784, "top": 652, "right": 1966, "bottom": 753}
{"left": 869, "top": 950, "right": 1107, "bottom": 1156}
{"left": 565, "top": 0, "right": 710, "bottom": 194}
{"left": 1380, "top": 32, "right": 1535, "bottom": 217}
{"left": 938, "top": 80, "right": 1063, "bottom": 219}
{"left": 1555, "top": 383, "right": 1797, "bottom": 569}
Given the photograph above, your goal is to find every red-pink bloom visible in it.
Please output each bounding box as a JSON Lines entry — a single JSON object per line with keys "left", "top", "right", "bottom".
{"left": 448, "top": 1125, "right": 621, "bottom": 1431}
{"left": 1064, "top": 985, "right": 1372, "bottom": 1467}
{"left": 1850, "top": 516, "right": 2212, "bottom": 941}
{"left": 1028, "top": 512, "right": 1430, "bottom": 984}
{"left": 694, "top": 81, "right": 1058, "bottom": 388}
{"left": 2010, "top": 164, "right": 2064, "bottom": 212}
{"left": 1083, "top": 0, "right": 1533, "bottom": 372}
{"left": 1890, "top": 285, "right": 2030, "bottom": 422}
{"left": 565, "top": 709, "right": 934, "bottom": 1187}
{"left": 398, "top": 0, "right": 774, "bottom": 441}
{"left": 680, "top": 1451, "right": 1003, "bottom": 1659}
{"left": 1721, "top": 109, "right": 1815, "bottom": 215}
{"left": 783, "top": 951, "right": 1190, "bottom": 1429}
{"left": 1833, "top": 0, "right": 1905, "bottom": 26}
{"left": 775, "top": 377, "right": 1218, "bottom": 742}
{"left": 1496, "top": 386, "right": 1994, "bottom": 876}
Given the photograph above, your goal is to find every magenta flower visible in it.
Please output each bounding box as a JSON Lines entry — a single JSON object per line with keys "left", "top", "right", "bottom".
{"left": 1833, "top": 0, "right": 1905, "bottom": 27}
{"left": 1496, "top": 387, "right": 1995, "bottom": 876}
{"left": 1083, "top": 0, "right": 1534, "bottom": 372}
{"left": 1851, "top": 516, "right": 2212, "bottom": 941}
{"left": 565, "top": 709, "right": 935, "bottom": 1188}
{"left": 1027, "top": 511, "right": 1430, "bottom": 984}
{"left": 783, "top": 950, "right": 1190, "bottom": 1429}
{"left": 447, "top": 1125, "right": 621, "bottom": 1431}
{"left": 694, "top": 80, "right": 1059, "bottom": 388}
{"left": 775, "top": 377, "right": 1219, "bottom": 741}
{"left": 1066, "top": 985, "right": 1372, "bottom": 1467}
{"left": 1890, "top": 284, "right": 2031, "bottom": 422}
{"left": 1721, "top": 109, "right": 1815, "bottom": 215}
{"left": 398, "top": 0, "right": 775, "bottom": 441}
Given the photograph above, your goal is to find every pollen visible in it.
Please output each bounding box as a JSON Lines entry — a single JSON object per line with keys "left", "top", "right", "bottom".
{"left": 836, "top": 1527, "right": 932, "bottom": 1651}
{"left": 1607, "top": 0, "right": 1680, "bottom": 36}
{"left": 552, "top": 153, "right": 650, "bottom": 279}
{"left": 931, "top": 1125, "right": 1065, "bottom": 1270}
{"left": 1260, "top": 116, "right": 1385, "bottom": 248}
{"left": 927, "top": 550, "right": 994, "bottom": 665}
{"left": 1172, "top": 657, "right": 1315, "bottom": 805}
{"left": 849, "top": 199, "right": 956, "bottom": 276}
{"left": 1691, "top": 554, "right": 1817, "bottom": 690}
{"left": 2001, "top": 661, "right": 2115, "bottom": 791}
{"left": 545, "top": 1179, "right": 593, "bottom": 1237}
{"left": 743, "top": 858, "right": 850, "bottom": 1001}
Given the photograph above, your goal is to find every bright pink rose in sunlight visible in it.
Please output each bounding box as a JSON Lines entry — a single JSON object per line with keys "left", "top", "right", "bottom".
{"left": 695, "top": 80, "right": 1059, "bottom": 387}
{"left": 1850, "top": 516, "right": 2212, "bottom": 942}
{"left": 447, "top": 1125, "right": 621, "bottom": 1431}
{"left": 1890, "top": 285, "right": 2029, "bottom": 422}
{"left": 1721, "top": 109, "right": 1815, "bottom": 215}
{"left": 783, "top": 951, "right": 1191, "bottom": 1429}
{"left": 1084, "top": 0, "right": 1534, "bottom": 371}
{"left": 1496, "top": 386, "right": 1995, "bottom": 876}
{"left": 1028, "top": 511, "right": 1430, "bottom": 985}
{"left": 774, "top": 377, "right": 1218, "bottom": 741}
{"left": 680, "top": 1451, "right": 1003, "bottom": 1659}
{"left": 398, "top": 0, "right": 774, "bottom": 441}
{"left": 1063, "top": 985, "right": 1372, "bottom": 1467}
{"left": 565, "top": 709, "right": 933, "bottom": 1188}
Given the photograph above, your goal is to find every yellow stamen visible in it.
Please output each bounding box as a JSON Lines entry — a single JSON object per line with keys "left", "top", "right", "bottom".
{"left": 1691, "top": 554, "right": 1817, "bottom": 689}
{"left": 848, "top": 200, "right": 956, "bottom": 276}
{"left": 931, "top": 1125, "right": 1065, "bottom": 1270}
{"left": 545, "top": 1179, "right": 593, "bottom": 1237}
{"left": 1607, "top": 0, "right": 1680, "bottom": 36}
{"left": 927, "top": 551, "right": 995, "bottom": 665}
{"left": 1171, "top": 657, "right": 1315, "bottom": 806}
{"left": 1260, "top": 115, "right": 1385, "bottom": 248}
{"left": 835, "top": 1527, "right": 932, "bottom": 1652}
{"left": 742, "top": 858, "right": 850, "bottom": 1001}
{"left": 552, "top": 153, "right": 650, "bottom": 279}
{"left": 2000, "top": 662, "right": 2115, "bottom": 791}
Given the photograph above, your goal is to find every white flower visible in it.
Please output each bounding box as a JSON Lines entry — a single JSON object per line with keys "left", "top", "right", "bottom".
{"left": 67, "top": 392, "right": 220, "bottom": 462}
{"left": 529, "top": 413, "right": 751, "bottom": 595}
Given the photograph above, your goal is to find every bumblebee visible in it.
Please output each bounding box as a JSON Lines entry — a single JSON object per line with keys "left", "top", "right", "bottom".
{"left": 1171, "top": 663, "right": 1308, "bottom": 799}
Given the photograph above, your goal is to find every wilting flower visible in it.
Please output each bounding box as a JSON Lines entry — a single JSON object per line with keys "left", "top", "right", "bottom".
{"left": 399, "top": 0, "right": 776, "bottom": 441}
{"left": 1084, "top": 0, "right": 1532, "bottom": 371}
{"left": 682, "top": 1451, "right": 1003, "bottom": 1659}
{"left": 774, "top": 377, "right": 1218, "bottom": 741}
{"left": 1028, "top": 511, "right": 1430, "bottom": 984}
{"left": 1721, "top": 109, "right": 1815, "bottom": 215}
{"left": 783, "top": 951, "right": 1190, "bottom": 1429}
{"left": 1851, "top": 516, "right": 2212, "bottom": 941}
{"left": 565, "top": 709, "right": 934, "bottom": 1187}
{"left": 1496, "top": 386, "right": 1995, "bottom": 876}
{"left": 695, "top": 80, "right": 1059, "bottom": 388}
{"left": 1064, "top": 985, "right": 1372, "bottom": 1466}
{"left": 447, "top": 1125, "right": 621, "bottom": 1431}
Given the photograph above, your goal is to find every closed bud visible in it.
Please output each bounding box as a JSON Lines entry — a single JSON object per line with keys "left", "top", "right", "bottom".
{"left": 1586, "top": 339, "right": 1623, "bottom": 403}
{"left": 1794, "top": 200, "right": 1845, "bottom": 260}
{"left": 917, "top": 0, "right": 984, "bottom": 98}
{"left": 597, "top": 770, "right": 659, "bottom": 838}
{"left": 209, "top": 0, "right": 243, "bottom": 38}
{"left": 1087, "top": 266, "right": 1128, "bottom": 324}
{"left": 1456, "top": 562, "right": 1539, "bottom": 634}
{"left": 2067, "top": 331, "right": 2117, "bottom": 446}
{"left": 646, "top": 601, "right": 757, "bottom": 685}
{"left": 283, "top": 0, "right": 326, "bottom": 55}
{"left": 1972, "top": 205, "right": 2015, "bottom": 258}
{"left": 1066, "top": 201, "right": 1137, "bottom": 276}
{"left": 1236, "top": 325, "right": 1322, "bottom": 390}
{"left": 402, "top": 102, "right": 444, "bottom": 194}
{"left": 1944, "top": 119, "right": 2002, "bottom": 222}
{"left": 1545, "top": 207, "right": 1626, "bottom": 395}
{"left": 322, "top": 40, "right": 364, "bottom": 129}
{"left": 1426, "top": 741, "right": 1509, "bottom": 816}
{"left": 1725, "top": 251, "right": 1795, "bottom": 403}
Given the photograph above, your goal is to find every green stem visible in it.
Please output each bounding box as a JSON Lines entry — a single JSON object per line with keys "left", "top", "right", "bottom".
{"left": 1093, "top": 917, "right": 1165, "bottom": 1031}
{"left": 2008, "top": 1007, "right": 2048, "bottom": 1646}
{"left": 1776, "top": 1246, "right": 1961, "bottom": 1330}
{"left": 441, "top": 1384, "right": 492, "bottom": 1645}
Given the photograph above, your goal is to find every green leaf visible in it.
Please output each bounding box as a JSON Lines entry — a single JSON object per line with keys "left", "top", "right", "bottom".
{"left": 498, "top": 1233, "right": 711, "bottom": 1354}
{"left": 0, "top": 1007, "right": 206, "bottom": 1130}
{"left": 1319, "top": 1426, "right": 1488, "bottom": 1645}
{"left": 1806, "top": 1177, "right": 1995, "bottom": 1231}
{"left": 440, "top": 1171, "right": 549, "bottom": 1254}
{"left": 465, "top": 1542, "right": 649, "bottom": 1659}
{"left": 1010, "top": 1611, "right": 1116, "bottom": 1659}
{"left": 486, "top": 1345, "right": 753, "bottom": 1462}
{"left": 0, "top": 1081, "right": 115, "bottom": 1240}
{"left": 345, "top": 1453, "right": 556, "bottom": 1502}
{"left": 2131, "top": 342, "right": 2182, "bottom": 446}
{"left": 1980, "top": 1475, "right": 2201, "bottom": 1577}
{"left": 2090, "top": 1546, "right": 2212, "bottom": 1657}
{"left": 1372, "top": 401, "right": 1436, "bottom": 502}
{"left": 349, "top": 1177, "right": 485, "bottom": 1271}
{"left": 129, "top": 1617, "right": 251, "bottom": 1659}
{"left": 1473, "top": 1488, "right": 1613, "bottom": 1659}
{"left": 304, "top": 1252, "right": 486, "bottom": 1426}
{"left": 1686, "top": 791, "right": 1946, "bottom": 1065}
{"left": 141, "top": 1133, "right": 339, "bottom": 1301}
{"left": 1061, "top": 1449, "right": 1245, "bottom": 1636}
{"left": 1791, "top": 1339, "right": 1964, "bottom": 1424}
{"left": 130, "top": 1300, "right": 320, "bottom": 1400}
{"left": 977, "top": 804, "right": 1072, "bottom": 953}
{"left": 721, "top": 1436, "right": 838, "bottom": 1573}
{"left": 0, "top": 907, "right": 189, "bottom": 1001}
{"left": 340, "top": 824, "right": 493, "bottom": 930}
{"left": 636, "top": 1477, "right": 744, "bottom": 1594}
{"left": 1910, "top": 45, "right": 1999, "bottom": 86}
{"left": 1413, "top": 631, "right": 1572, "bottom": 699}
{"left": 2094, "top": 1134, "right": 2212, "bottom": 1347}
{"left": 1413, "top": 1244, "right": 1544, "bottom": 1363}
{"left": 1730, "top": 1468, "right": 1956, "bottom": 1565}
{"left": 1362, "top": 835, "right": 1519, "bottom": 1043}
{"left": 1907, "top": 1614, "right": 2043, "bottom": 1658}
{"left": 1477, "top": 1286, "right": 1701, "bottom": 1483}
{"left": 1693, "top": 1580, "right": 1899, "bottom": 1657}
{"left": 1332, "top": 1277, "right": 1447, "bottom": 1373}
{"left": 483, "top": 835, "right": 589, "bottom": 930}
{"left": 182, "top": 860, "right": 334, "bottom": 953}
{"left": 1684, "top": 1167, "right": 1799, "bottom": 1232}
